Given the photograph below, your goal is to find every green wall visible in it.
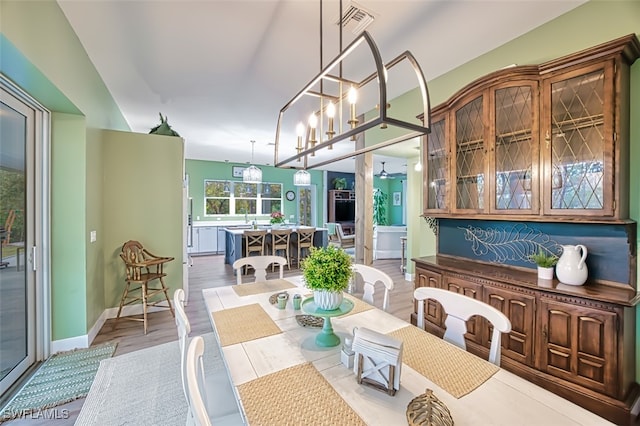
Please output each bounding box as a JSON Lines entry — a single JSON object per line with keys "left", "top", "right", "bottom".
{"left": 50, "top": 113, "right": 88, "bottom": 339}
{"left": 102, "top": 130, "right": 184, "bottom": 308}
{"left": 185, "top": 159, "right": 325, "bottom": 226}
{"left": 371, "top": 176, "right": 406, "bottom": 226}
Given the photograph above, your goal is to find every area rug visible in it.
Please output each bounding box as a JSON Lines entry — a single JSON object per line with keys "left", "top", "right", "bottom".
{"left": 0, "top": 342, "right": 117, "bottom": 422}
{"left": 75, "top": 333, "right": 221, "bottom": 426}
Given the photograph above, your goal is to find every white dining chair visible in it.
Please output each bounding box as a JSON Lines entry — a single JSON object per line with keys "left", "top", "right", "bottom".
{"left": 174, "top": 288, "right": 191, "bottom": 407}
{"left": 351, "top": 264, "right": 394, "bottom": 311}
{"left": 186, "top": 336, "right": 212, "bottom": 426}
{"left": 174, "top": 290, "right": 243, "bottom": 426}
{"left": 232, "top": 255, "right": 287, "bottom": 284}
{"left": 414, "top": 287, "right": 512, "bottom": 366}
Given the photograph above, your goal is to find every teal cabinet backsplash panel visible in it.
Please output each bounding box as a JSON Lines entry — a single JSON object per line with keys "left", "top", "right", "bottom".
{"left": 437, "top": 219, "right": 635, "bottom": 285}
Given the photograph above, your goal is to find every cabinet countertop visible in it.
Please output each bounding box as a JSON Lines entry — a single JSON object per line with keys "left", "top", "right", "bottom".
{"left": 413, "top": 255, "right": 639, "bottom": 307}
{"left": 224, "top": 226, "right": 327, "bottom": 235}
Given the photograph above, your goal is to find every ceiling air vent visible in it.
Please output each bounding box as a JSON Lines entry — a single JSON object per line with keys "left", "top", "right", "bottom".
{"left": 338, "top": 2, "right": 376, "bottom": 35}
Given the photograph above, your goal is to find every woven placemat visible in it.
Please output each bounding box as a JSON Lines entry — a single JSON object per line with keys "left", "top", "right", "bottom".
{"left": 232, "top": 279, "right": 296, "bottom": 297}
{"left": 212, "top": 303, "right": 282, "bottom": 346}
{"left": 238, "top": 363, "right": 366, "bottom": 425}
{"left": 343, "top": 294, "right": 374, "bottom": 317}
{"left": 388, "top": 326, "right": 499, "bottom": 398}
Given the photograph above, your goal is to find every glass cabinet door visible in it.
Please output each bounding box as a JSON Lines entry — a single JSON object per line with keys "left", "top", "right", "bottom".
{"left": 454, "top": 95, "right": 487, "bottom": 212}
{"left": 424, "top": 116, "right": 448, "bottom": 212}
{"left": 542, "top": 62, "right": 614, "bottom": 216}
{"left": 491, "top": 82, "right": 538, "bottom": 214}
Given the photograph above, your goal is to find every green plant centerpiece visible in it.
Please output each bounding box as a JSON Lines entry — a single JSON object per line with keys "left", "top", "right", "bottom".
{"left": 301, "top": 245, "right": 353, "bottom": 310}
{"left": 529, "top": 248, "right": 558, "bottom": 280}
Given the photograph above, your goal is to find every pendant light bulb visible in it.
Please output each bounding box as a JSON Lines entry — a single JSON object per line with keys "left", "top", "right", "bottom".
{"left": 326, "top": 101, "right": 335, "bottom": 146}
{"left": 308, "top": 113, "right": 318, "bottom": 156}
{"left": 295, "top": 122, "right": 305, "bottom": 161}
{"left": 348, "top": 86, "right": 358, "bottom": 140}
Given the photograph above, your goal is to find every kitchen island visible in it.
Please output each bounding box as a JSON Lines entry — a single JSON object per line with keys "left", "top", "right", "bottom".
{"left": 223, "top": 226, "right": 328, "bottom": 266}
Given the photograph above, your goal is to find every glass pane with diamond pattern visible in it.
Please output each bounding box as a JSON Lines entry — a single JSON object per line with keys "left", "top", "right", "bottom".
{"left": 495, "top": 85, "right": 533, "bottom": 210}
{"left": 550, "top": 69, "right": 604, "bottom": 209}
{"left": 456, "top": 96, "right": 484, "bottom": 209}
{"left": 426, "top": 119, "right": 447, "bottom": 209}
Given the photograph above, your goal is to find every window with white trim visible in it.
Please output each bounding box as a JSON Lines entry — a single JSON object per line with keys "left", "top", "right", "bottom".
{"left": 204, "top": 180, "right": 282, "bottom": 216}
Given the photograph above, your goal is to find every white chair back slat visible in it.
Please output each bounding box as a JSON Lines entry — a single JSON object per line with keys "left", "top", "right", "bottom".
{"left": 232, "top": 255, "right": 287, "bottom": 284}
{"left": 413, "top": 287, "right": 511, "bottom": 366}
{"left": 352, "top": 264, "right": 394, "bottom": 312}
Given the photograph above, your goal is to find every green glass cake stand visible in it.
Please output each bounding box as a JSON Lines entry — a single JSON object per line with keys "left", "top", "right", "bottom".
{"left": 301, "top": 296, "right": 354, "bottom": 347}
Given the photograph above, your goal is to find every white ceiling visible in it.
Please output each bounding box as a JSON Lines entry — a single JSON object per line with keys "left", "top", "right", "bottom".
{"left": 57, "top": 0, "right": 585, "bottom": 175}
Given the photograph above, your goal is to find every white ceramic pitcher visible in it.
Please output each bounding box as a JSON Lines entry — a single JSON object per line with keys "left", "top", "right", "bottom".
{"left": 556, "top": 244, "right": 588, "bottom": 286}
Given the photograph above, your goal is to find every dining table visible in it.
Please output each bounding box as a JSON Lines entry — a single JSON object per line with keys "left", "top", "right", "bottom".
{"left": 202, "top": 277, "right": 611, "bottom": 426}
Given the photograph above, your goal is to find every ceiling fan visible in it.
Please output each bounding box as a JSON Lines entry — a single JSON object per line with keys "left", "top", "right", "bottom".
{"left": 378, "top": 161, "right": 394, "bottom": 179}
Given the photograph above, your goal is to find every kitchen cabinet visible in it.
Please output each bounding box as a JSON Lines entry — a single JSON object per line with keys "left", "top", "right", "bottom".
{"left": 413, "top": 256, "right": 637, "bottom": 424}
{"left": 421, "top": 34, "right": 639, "bottom": 222}
{"left": 190, "top": 226, "right": 219, "bottom": 254}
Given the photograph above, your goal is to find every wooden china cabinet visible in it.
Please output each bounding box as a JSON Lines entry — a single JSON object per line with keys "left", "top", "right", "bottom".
{"left": 415, "top": 35, "right": 640, "bottom": 424}
{"left": 421, "top": 34, "right": 639, "bottom": 222}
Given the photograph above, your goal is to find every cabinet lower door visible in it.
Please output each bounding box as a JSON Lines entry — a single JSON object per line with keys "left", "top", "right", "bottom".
{"left": 414, "top": 268, "right": 443, "bottom": 334}
{"left": 484, "top": 286, "right": 535, "bottom": 366}
{"left": 443, "top": 277, "right": 483, "bottom": 345}
{"left": 537, "top": 297, "right": 617, "bottom": 397}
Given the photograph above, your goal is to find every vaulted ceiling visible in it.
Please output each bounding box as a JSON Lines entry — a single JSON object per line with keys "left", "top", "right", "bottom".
{"left": 58, "top": 0, "right": 585, "bottom": 174}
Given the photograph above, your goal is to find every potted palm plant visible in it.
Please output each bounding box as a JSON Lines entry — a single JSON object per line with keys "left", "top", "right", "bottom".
{"left": 529, "top": 249, "right": 558, "bottom": 280}
{"left": 301, "top": 245, "right": 353, "bottom": 310}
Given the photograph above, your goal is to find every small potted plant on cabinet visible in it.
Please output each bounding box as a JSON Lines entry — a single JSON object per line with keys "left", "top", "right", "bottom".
{"left": 301, "top": 245, "right": 353, "bottom": 310}
{"left": 529, "top": 249, "right": 558, "bottom": 280}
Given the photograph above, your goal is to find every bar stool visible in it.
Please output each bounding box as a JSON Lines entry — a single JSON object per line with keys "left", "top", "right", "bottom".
{"left": 293, "top": 227, "right": 315, "bottom": 268}
{"left": 243, "top": 230, "right": 267, "bottom": 274}
{"left": 269, "top": 228, "right": 291, "bottom": 271}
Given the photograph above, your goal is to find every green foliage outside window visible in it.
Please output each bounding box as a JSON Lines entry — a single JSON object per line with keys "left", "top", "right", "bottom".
{"left": 204, "top": 180, "right": 282, "bottom": 216}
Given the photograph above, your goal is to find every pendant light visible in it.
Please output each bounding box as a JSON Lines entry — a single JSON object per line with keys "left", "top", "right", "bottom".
{"left": 243, "top": 140, "right": 262, "bottom": 183}
{"left": 293, "top": 169, "right": 311, "bottom": 186}
{"left": 273, "top": 0, "right": 431, "bottom": 171}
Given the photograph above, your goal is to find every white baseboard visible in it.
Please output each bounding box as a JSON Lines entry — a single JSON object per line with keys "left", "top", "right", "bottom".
{"left": 50, "top": 302, "right": 171, "bottom": 354}
{"left": 404, "top": 272, "right": 414, "bottom": 282}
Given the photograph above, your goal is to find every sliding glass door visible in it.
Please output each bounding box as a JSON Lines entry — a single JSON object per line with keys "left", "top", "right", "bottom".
{"left": 0, "top": 83, "right": 37, "bottom": 396}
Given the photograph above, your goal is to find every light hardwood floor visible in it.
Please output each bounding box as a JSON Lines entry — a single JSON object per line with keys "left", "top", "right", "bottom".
{"left": 4, "top": 254, "right": 415, "bottom": 425}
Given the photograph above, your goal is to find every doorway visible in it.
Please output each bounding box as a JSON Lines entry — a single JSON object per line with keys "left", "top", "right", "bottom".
{"left": 297, "top": 185, "right": 316, "bottom": 226}
{"left": 0, "top": 77, "right": 48, "bottom": 397}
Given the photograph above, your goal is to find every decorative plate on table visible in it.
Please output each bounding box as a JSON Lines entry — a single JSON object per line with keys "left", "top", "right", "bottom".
{"left": 295, "top": 315, "right": 324, "bottom": 328}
